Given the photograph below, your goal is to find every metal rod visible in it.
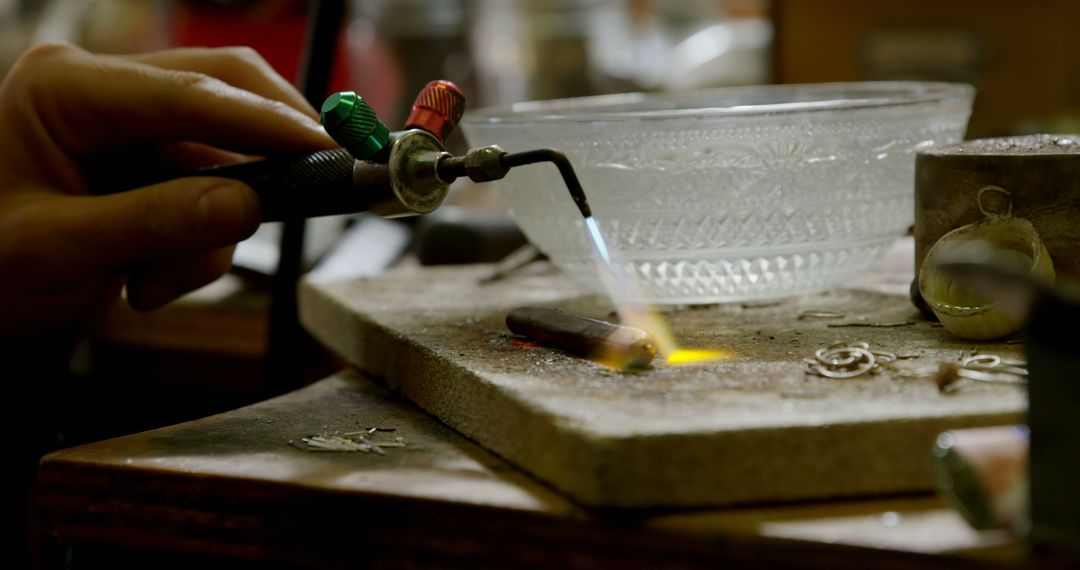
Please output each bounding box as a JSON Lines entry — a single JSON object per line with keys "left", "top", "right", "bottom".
{"left": 266, "top": 0, "right": 345, "bottom": 396}
{"left": 502, "top": 149, "right": 592, "bottom": 218}
{"left": 506, "top": 307, "right": 657, "bottom": 369}
{"left": 437, "top": 148, "right": 593, "bottom": 219}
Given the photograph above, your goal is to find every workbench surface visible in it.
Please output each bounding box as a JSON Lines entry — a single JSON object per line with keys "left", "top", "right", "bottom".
{"left": 39, "top": 368, "right": 1035, "bottom": 569}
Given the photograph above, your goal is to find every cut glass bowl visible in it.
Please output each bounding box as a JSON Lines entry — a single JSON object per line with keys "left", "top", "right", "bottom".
{"left": 460, "top": 82, "right": 974, "bottom": 304}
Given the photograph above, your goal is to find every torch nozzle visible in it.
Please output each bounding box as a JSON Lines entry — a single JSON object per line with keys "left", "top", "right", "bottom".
{"left": 436, "top": 147, "right": 592, "bottom": 219}
{"left": 503, "top": 150, "right": 592, "bottom": 219}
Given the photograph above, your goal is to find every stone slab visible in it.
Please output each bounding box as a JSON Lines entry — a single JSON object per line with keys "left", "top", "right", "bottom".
{"left": 299, "top": 245, "right": 1025, "bottom": 508}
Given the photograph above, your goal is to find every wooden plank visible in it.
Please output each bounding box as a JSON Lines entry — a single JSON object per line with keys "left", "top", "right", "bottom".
{"left": 38, "top": 370, "right": 1024, "bottom": 569}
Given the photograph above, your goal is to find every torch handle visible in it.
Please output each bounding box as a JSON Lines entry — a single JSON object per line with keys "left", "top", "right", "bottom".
{"left": 94, "top": 148, "right": 399, "bottom": 222}
{"left": 188, "top": 148, "right": 380, "bottom": 222}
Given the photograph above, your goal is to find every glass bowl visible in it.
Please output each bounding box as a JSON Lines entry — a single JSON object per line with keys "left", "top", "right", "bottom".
{"left": 460, "top": 82, "right": 974, "bottom": 304}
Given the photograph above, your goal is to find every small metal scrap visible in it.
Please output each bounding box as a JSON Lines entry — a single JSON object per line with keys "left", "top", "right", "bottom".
{"left": 742, "top": 301, "right": 783, "bottom": 309}
{"left": 798, "top": 309, "right": 846, "bottom": 320}
{"left": 827, "top": 320, "right": 916, "bottom": 328}
{"left": 805, "top": 341, "right": 896, "bottom": 379}
{"left": 291, "top": 428, "right": 405, "bottom": 454}
{"left": 479, "top": 244, "right": 543, "bottom": 284}
{"left": 936, "top": 353, "right": 1028, "bottom": 394}
{"left": 961, "top": 354, "right": 1028, "bottom": 377}
{"left": 780, "top": 390, "right": 827, "bottom": 399}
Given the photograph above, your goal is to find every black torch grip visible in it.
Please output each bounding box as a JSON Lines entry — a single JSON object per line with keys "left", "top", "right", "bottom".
{"left": 193, "top": 148, "right": 382, "bottom": 222}
{"left": 93, "top": 132, "right": 452, "bottom": 221}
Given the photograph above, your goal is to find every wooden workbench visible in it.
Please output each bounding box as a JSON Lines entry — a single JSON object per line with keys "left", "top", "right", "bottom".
{"left": 38, "top": 368, "right": 1039, "bottom": 569}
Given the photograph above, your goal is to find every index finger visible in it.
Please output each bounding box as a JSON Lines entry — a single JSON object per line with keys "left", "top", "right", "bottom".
{"left": 122, "top": 46, "right": 320, "bottom": 121}
{"left": 9, "top": 43, "right": 335, "bottom": 159}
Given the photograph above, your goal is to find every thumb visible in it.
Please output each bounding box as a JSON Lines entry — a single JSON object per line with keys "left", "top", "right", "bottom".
{"left": 60, "top": 177, "right": 261, "bottom": 271}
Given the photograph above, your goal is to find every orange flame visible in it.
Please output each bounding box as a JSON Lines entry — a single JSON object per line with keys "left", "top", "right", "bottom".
{"left": 665, "top": 348, "right": 732, "bottom": 365}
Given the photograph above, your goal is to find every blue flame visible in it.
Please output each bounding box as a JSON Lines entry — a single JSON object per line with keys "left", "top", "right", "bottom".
{"left": 584, "top": 216, "right": 611, "bottom": 265}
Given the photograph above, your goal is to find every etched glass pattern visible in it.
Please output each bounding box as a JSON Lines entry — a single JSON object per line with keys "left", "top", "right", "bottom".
{"left": 462, "top": 83, "right": 974, "bottom": 303}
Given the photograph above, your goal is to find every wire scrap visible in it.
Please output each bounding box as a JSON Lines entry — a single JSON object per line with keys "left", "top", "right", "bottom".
{"left": 827, "top": 321, "right": 916, "bottom": 328}
{"left": 479, "top": 244, "right": 543, "bottom": 284}
{"left": 804, "top": 341, "right": 897, "bottom": 379}
{"left": 798, "top": 309, "right": 846, "bottom": 320}
{"left": 937, "top": 354, "right": 1029, "bottom": 393}
{"left": 291, "top": 428, "right": 405, "bottom": 454}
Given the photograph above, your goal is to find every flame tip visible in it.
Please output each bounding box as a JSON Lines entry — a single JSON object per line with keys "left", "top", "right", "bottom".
{"left": 665, "top": 348, "right": 731, "bottom": 365}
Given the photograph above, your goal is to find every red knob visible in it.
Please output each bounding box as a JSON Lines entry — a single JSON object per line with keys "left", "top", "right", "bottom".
{"left": 405, "top": 80, "right": 466, "bottom": 142}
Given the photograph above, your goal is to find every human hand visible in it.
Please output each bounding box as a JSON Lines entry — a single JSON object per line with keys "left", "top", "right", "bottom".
{"left": 0, "top": 42, "right": 335, "bottom": 342}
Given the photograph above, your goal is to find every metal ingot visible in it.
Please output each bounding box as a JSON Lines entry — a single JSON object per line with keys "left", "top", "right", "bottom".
{"left": 919, "top": 216, "right": 1054, "bottom": 340}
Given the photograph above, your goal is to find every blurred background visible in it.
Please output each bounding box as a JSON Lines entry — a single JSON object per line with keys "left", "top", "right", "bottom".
{"left": 3, "top": 0, "right": 1076, "bottom": 444}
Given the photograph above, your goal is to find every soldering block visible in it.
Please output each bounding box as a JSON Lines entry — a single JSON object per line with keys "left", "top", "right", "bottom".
{"left": 300, "top": 256, "right": 1024, "bottom": 508}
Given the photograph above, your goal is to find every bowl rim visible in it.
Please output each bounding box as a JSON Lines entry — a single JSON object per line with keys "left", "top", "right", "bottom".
{"left": 461, "top": 81, "right": 974, "bottom": 125}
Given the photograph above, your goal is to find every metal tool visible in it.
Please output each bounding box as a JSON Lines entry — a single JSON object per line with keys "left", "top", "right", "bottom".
{"left": 506, "top": 307, "right": 658, "bottom": 369}
{"left": 936, "top": 251, "right": 1080, "bottom": 559}
{"left": 932, "top": 425, "right": 1029, "bottom": 532}
{"left": 94, "top": 80, "right": 594, "bottom": 225}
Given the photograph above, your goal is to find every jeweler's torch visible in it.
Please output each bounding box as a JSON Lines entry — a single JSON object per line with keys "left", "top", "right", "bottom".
{"left": 96, "top": 80, "right": 591, "bottom": 223}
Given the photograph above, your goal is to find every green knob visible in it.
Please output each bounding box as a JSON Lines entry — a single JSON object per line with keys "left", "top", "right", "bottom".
{"left": 320, "top": 91, "right": 390, "bottom": 160}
